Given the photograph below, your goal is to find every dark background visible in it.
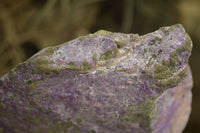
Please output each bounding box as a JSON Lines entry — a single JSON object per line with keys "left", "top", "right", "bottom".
{"left": 0, "top": 0, "right": 199, "bottom": 132}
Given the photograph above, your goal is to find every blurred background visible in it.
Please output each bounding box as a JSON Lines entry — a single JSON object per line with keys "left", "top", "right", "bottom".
{"left": 0, "top": 0, "right": 199, "bottom": 132}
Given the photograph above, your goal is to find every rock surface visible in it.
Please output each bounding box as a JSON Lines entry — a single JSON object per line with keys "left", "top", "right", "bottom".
{"left": 0, "top": 24, "right": 193, "bottom": 133}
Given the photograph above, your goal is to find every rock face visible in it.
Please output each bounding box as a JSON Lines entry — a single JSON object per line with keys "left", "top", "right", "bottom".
{"left": 0, "top": 24, "right": 193, "bottom": 133}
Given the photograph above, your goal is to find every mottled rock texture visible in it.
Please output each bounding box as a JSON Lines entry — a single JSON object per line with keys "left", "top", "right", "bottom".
{"left": 0, "top": 24, "right": 193, "bottom": 133}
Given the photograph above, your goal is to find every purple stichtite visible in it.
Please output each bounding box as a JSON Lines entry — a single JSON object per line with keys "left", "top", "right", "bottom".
{"left": 0, "top": 24, "right": 193, "bottom": 133}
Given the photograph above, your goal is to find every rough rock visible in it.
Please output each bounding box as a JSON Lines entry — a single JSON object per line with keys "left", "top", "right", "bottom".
{"left": 0, "top": 24, "right": 193, "bottom": 133}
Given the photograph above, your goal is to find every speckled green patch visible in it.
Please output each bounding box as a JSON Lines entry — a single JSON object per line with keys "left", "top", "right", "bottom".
{"left": 100, "top": 48, "right": 119, "bottom": 60}
{"left": 31, "top": 59, "right": 53, "bottom": 74}
{"left": 123, "top": 100, "right": 155, "bottom": 131}
{"left": 93, "top": 54, "right": 98, "bottom": 64}
{"left": 153, "top": 64, "right": 174, "bottom": 80}
{"left": 157, "top": 68, "right": 187, "bottom": 89}
{"left": 25, "top": 78, "right": 33, "bottom": 84}
{"left": 67, "top": 61, "right": 91, "bottom": 71}
{"left": 81, "top": 61, "right": 91, "bottom": 70}
{"left": 7, "top": 63, "right": 24, "bottom": 79}
{"left": 0, "top": 102, "right": 6, "bottom": 109}
{"left": 19, "top": 113, "right": 77, "bottom": 133}
{"left": 30, "top": 46, "right": 66, "bottom": 74}
{"left": 8, "top": 93, "right": 17, "bottom": 100}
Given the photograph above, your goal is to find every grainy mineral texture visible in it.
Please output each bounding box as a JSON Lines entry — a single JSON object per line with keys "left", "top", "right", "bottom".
{"left": 0, "top": 24, "right": 193, "bottom": 133}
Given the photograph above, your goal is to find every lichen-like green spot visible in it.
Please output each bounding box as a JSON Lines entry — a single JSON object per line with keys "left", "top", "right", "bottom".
{"left": 93, "top": 54, "right": 98, "bottom": 64}
{"left": 31, "top": 59, "right": 53, "bottom": 74}
{"left": 8, "top": 93, "right": 17, "bottom": 100}
{"left": 123, "top": 101, "right": 155, "bottom": 131}
{"left": 67, "top": 61, "right": 91, "bottom": 71}
{"left": 0, "top": 102, "right": 6, "bottom": 109}
{"left": 31, "top": 46, "right": 66, "bottom": 74}
{"left": 169, "top": 48, "right": 184, "bottom": 67}
{"left": 67, "top": 62, "right": 76, "bottom": 69}
{"left": 150, "top": 84, "right": 157, "bottom": 89}
{"left": 25, "top": 78, "right": 33, "bottom": 84}
{"left": 157, "top": 68, "right": 187, "bottom": 89}
{"left": 101, "top": 48, "right": 119, "bottom": 60}
{"left": 81, "top": 61, "right": 91, "bottom": 70}
{"left": 153, "top": 64, "right": 174, "bottom": 80}
{"left": 14, "top": 81, "right": 19, "bottom": 86}
{"left": 116, "top": 123, "right": 128, "bottom": 130}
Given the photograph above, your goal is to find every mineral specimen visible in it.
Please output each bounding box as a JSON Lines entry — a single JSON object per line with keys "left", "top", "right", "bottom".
{"left": 0, "top": 24, "right": 193, "bottom": 133}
